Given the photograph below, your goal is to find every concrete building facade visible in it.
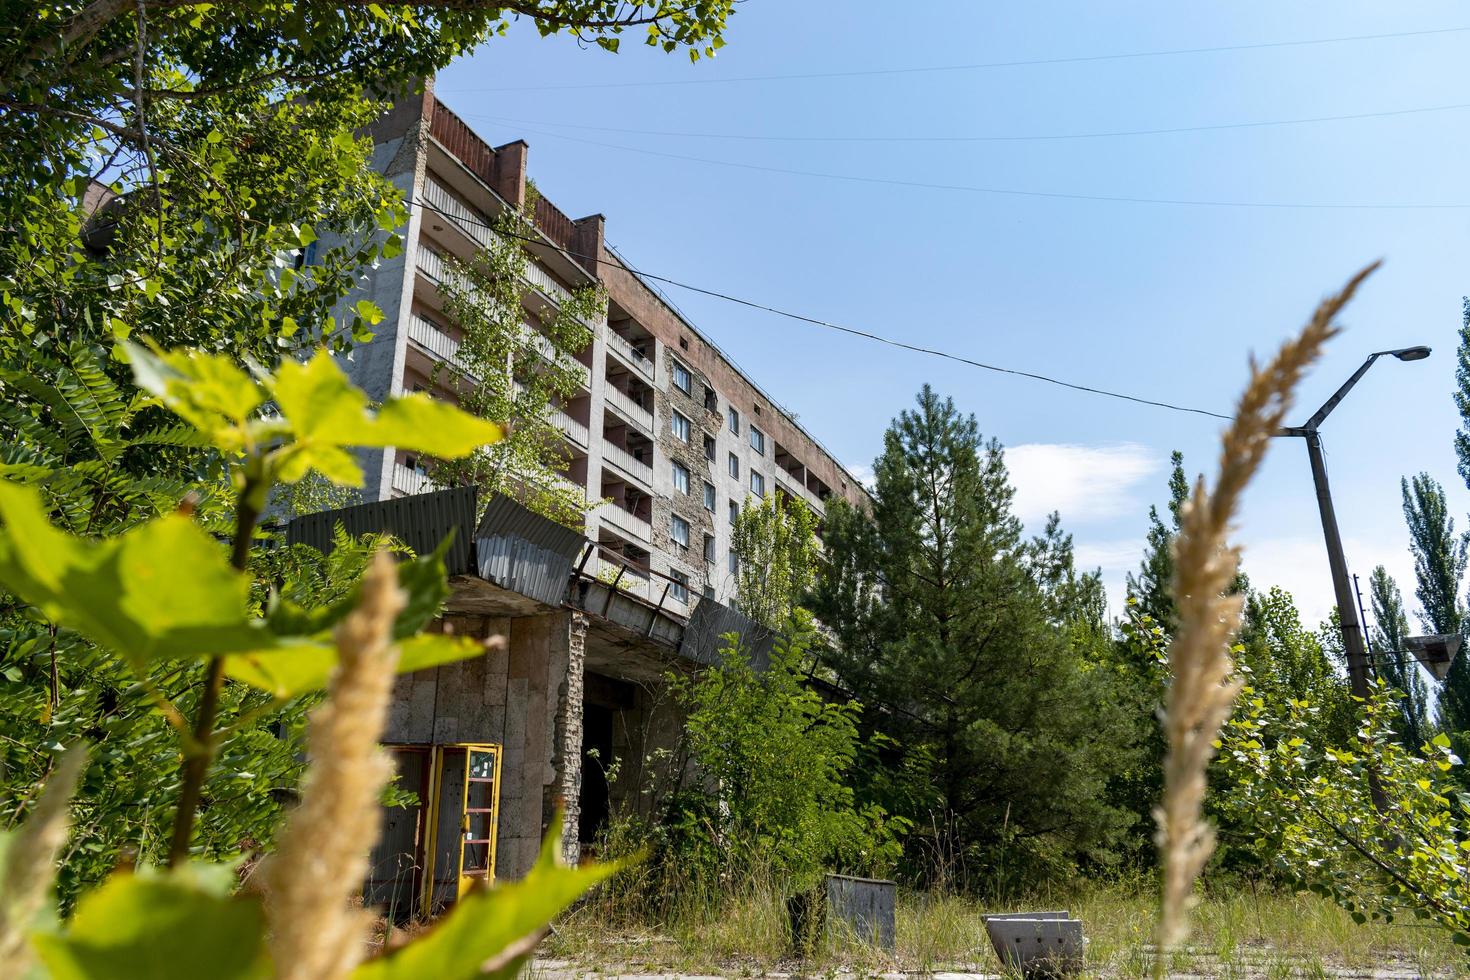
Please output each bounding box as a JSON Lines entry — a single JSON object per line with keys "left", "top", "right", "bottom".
{"left": 345, "top": 83, "right": 866, "bottom": 609}
{"left": 327, "top": 83, "right": 868, "bottom": 916}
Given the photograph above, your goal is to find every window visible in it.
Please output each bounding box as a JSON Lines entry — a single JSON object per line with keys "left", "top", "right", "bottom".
{"left": 670, "top": 515, "right": 690, "bottom": 548}
{"left": 727, "top": 452, "right": 739, "bottom": 478}
{"left": 669, "top": 569, "right": 689, "bottom": 602}
{"left": 671, "top": 411, "right": 690, "bottom": 443}
{"left": 704, "top": 385, "right": 718, "bottom": 413}
{"left": 703, "top": 482, "right": 716, "bottom": 511}
{"left": 728, "top": 500, "right": 739, "bottom": 526}
{"left": 728, "top": 550, "right": 738, "bottom": 573}
{"left": 750, "top": 472, "right": 765, "bottom": 497}
{"left": 672, "top": 359, "right": 692, "bottom": 394}
{"left": 679, "top": 336, "right": 691, "bottom": 351}
{"left": 749, "top": 426, "right": 765, "bottom": 455}
{"left": 703, "top": 434, "right": 716, "bottom": 462}
{"left": 672, "top": 462, "right": 690, "bottom": 494}
{"left": 727, "top": 406, "right": 740, "bottom": 435}
{"left": 703, "top": 534, "right": 716, "bottom": 564}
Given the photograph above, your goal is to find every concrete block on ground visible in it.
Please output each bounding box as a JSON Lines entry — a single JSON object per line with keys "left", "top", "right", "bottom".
{"left": 983, "top": 911, "right": 1085, "bottom": 978}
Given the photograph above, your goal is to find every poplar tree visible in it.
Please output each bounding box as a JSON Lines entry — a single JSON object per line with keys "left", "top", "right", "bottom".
{"left": 1400, "top": 472, "right": 1470, "bottom": 735}
{"left": 1126, "top": 451, "right": 1187, "bottom": 630}
{"left": 811, "top": 385, "right": 1137, "bottom": 879}
{"left": 1367, "top": 565, "right": 1431, "bottom": 751}
{"left": 730, "top": 492, "right": 819, "bottom": 630}
{"left": 1453, "top": 298, "right": 1470, "bottom": 491}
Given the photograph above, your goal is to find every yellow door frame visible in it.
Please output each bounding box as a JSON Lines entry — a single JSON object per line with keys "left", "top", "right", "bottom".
{"left": 417, "top": 743, "right": 503, "bottom": 919}
{"left": 457, "top": 743, "right": 502, "bottom": 896}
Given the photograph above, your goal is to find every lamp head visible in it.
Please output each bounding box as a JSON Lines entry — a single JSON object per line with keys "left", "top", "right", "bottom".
{"left": 1390, "top": 346, "right": 1432, "bottom": 362}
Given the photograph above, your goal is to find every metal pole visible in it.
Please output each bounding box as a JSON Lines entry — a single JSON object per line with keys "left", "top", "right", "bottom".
{"left": 1352, "top": 573, "right": 1375, "bottom": 677}
{"left": 1303, "top": 432, "right": 1372, "bottom": 702}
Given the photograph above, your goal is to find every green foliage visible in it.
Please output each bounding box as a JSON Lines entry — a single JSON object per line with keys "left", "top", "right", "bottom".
{"left": 126, "top": 343, "right": 503, "bottom": 490}
{"left": 0, "top": 480, "right": 474, "bottom": 678}
{"left": 33, "top": 867, "right": 270, "bottom": 980}
{"left": 428, "top": 202, "right": 602, "bottom": 527}
{"left": 1400, "top": 472, "right": 1470, "bottom": 738}
{"left": 1126, "top": 450, "right": 1187, "bottom": 631}
{"left": 730, "top": 492, "right": 818, "bottom": 629}
{"left": 670, "top": 619, "right": 906, "bottom": 892}
{"left": 1221, "top": 682, "right": 1470, "bottom": 948}
{"left": 0, "top": 341, "right": 497, "bottom": 896}
{"left": 1368, "top": 565, "right": 1431, "bottom": 753}
{"left": 1237, "top": 586, "right": 1354, "bottom": 746}
{"left": 810, "top": 385, "right": 1141, "bottom": 885}
{"left": 1454, "top": 296, "right": 1470, "bottom": 494}
{"left": 18, "top": 812, "right": 610, "bottom": 980}
{"left": 356, "top": 813, "right": 621, "bottom": 980}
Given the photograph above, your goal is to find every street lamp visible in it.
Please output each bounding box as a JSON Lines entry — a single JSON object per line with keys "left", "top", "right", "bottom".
{"left": 1275, "top": 347, "right": 1431, "bottom": 703}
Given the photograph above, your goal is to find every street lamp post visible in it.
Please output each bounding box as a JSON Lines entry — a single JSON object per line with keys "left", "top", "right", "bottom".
{"left": 1275, "top": 347, "right": 1431, "bottom": 702}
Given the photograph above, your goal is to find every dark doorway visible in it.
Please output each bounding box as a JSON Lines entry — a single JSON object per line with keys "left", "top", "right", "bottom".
{"left": 579, "top": 702, "right": 614, "bottom": 850}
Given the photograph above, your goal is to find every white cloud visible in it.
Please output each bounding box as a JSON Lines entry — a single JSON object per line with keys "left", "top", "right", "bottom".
{"left": 1006, "top": 442, "right": 1160, "bottom": 528}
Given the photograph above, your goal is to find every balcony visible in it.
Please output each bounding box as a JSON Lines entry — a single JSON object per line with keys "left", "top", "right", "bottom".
{"left": 422, "top": 176, "right": 495, "bottom": 251}
{"left": 550, "top": 408, "right": 589, "bottom": 448}
{"left": 417, "top": 190, "right": 582, "bottom": 315}
{"left": 593, "top": 501, "right": 652, "bottom": 543}
{"left": 776, "top": 475, "right": 825, "bottom": 516}
{"left": 521, "top": 260, "right": 573, "bottom": 306}
{"left": 605, "top": 330, "right": 654, "bottom": 381}
{"left": 604, "top": 384, "right": 654, "bottom": 435}
{"left": 415, "top": 245, "right": 453, "bottom": 288}
{"left": 602, "top": 440, "right": 653, "bottom": 487}
{"left": 528, "top": 330, "right": 591, "bottom": 387}
{"left": 392, "top": 463, "right": 437, "bottom": 496}
{"left": 408, "top": 314, "right": 462, "bottom": 366}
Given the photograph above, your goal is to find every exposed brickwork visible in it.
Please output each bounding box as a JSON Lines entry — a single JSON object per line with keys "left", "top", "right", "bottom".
{"left": 654, "top": 353, "right": 719, "bottom": 596}
{"left": 545, "top": 611, "right": 587, "bottom": 865}
{"left": 596, "top": 244, "right": 867, "bottom": 511}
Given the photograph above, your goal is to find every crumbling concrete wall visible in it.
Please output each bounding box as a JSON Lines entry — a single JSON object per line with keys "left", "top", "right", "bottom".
{"left": 384, "top": 609, "right": 585, "bottom": 880}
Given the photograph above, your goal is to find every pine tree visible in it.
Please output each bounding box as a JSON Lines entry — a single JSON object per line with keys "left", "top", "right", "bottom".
{"left": 1400, "top": 472, "right": 1470, "bottom": 735}
{"left": 1126, "top": 451, "right": 1187, "bottom": 630}
{"left": 1367, "top": 565, "right": 1431, "bottom": 751}
{"left": 811, "top": 385, "right": 1138, "bottom": 880}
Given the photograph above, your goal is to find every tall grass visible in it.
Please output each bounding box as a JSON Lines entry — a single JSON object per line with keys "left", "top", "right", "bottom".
{"left": 542, "top": 881, "right": 1460, "bottom": 978}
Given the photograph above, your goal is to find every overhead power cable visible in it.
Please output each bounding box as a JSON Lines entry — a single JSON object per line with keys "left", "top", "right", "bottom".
{"left": 409, "top": 198, "right": 1234, "bottom": 421}
{"left": 464, "top": 123, "right": 1470, "bottom": 211}
{"left": 438, "top": 24, "right": 1470, "bottom": 92}
{"left": 458, "top": 100, "right": 1470, "bottom": 144}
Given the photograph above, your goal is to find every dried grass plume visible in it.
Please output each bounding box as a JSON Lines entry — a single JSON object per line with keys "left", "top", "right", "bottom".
{"left": 1154, "top": 262, "right": 1379, "bottom": 963}
{"left": 0, "top": 743, "right": 87, "bottom": 972}
{"left": 265, "top": 550, "right": 405, "bottom": 980}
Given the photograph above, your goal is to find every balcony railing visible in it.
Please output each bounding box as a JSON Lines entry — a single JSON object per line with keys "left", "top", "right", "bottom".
{"left": 420, "top": 180, "right": 582, "bottom": 313}
{"left": 408, "top": 314, "right": 462, "bottom": 366}
{"left": 415, "top": 245, "right": 452, "bottom": 287}
{"left": 601, "top": 439, "right": 653, "bottom": 486}
{"left": 422, "top": 176, "right": 496, "bottom": 251}
{"left": 521, "top": 260, "right": 573, "bottom": 306}
{"left": 606, "top": 330, "right": 654, "bottom": 380}
{"left": 392, "top": 463, "right": 437, "bottom": 496}
{"left": 550, "top": 408, "right": 589, "bottom": 448}
{"left": 593, "top": 501, "right": 652, "bottom": 543}
{"left": 604, "top": 384, "right": 653, "bottom": 433}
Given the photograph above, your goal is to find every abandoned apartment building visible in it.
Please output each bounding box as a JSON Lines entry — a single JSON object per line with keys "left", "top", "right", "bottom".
{"left": 289, "top": 82, "right": 869, "bottom": 920}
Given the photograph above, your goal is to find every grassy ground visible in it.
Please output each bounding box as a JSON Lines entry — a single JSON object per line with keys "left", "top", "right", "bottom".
{"left": 539, "top": 882, "right": 1462, "bottom": 978}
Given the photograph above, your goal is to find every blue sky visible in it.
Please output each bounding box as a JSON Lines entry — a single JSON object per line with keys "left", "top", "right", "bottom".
{"left": 436, "top": 1, "right": 1470, "bottom": 629}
